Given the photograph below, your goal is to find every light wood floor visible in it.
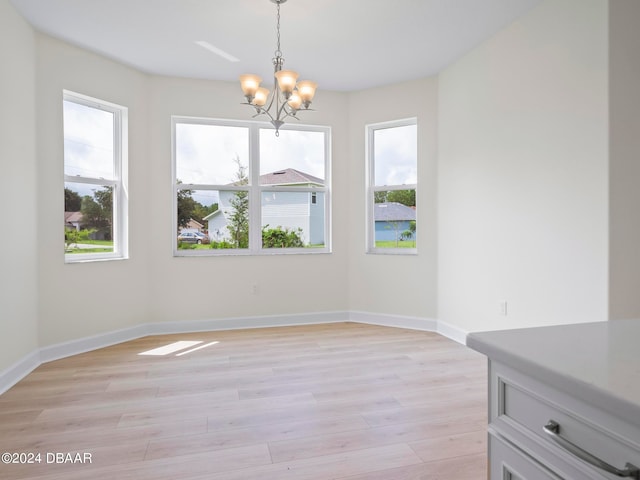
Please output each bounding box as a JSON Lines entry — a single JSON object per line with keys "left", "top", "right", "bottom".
{"left": 0, "top": 322, "right": 488, "bottom": 480}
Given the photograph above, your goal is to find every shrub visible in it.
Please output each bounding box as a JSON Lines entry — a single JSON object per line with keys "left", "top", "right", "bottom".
{"left": 210, "top": 240, "right": 235, "bottom": 249}
{"left": 65, "top": 227, "right": 97, "bottom": 250}
{"left": 262, "top": 225, "right": 305, "bottom": 248}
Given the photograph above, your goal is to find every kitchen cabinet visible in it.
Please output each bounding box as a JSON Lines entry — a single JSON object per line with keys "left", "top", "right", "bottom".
{"left": 468, "top": 320, "right": 640, "bottom": 479}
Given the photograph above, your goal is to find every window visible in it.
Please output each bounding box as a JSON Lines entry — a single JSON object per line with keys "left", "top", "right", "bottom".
{"left": 366, "top": 118, "right": 417, "bottom": 254}
{"left": 63, "top": 91, "right": 128, "bottom": 262}
{"left": 173, "top": 117, "right": 330, "bottom": 255}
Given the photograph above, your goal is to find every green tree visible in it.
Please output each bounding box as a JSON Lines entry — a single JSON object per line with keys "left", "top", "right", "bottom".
{"left": 64, "top": 188, "right": 82, "bottom": 211}
{"left": 226, "top": 157, "right": 249, "bottom": 248}
{"left": 400, "top": 221, "right": 416, "bottom": 243}
{"left": 387, "top": 189, "right": 415, "bottom": 207}
{"left": 193, "top": 202, "right": 218, "bottom": 225}
{"left": 81, "top": 186, "right": 113, "bottom": 240}
{"left": 384, "top": 221, "right": 403, "bottom": 247}
{"left": 176, "top": 182, "right": 196, "bottom": 230}
{"left": 374, "top": 191, "right": 388, "bottom": 203}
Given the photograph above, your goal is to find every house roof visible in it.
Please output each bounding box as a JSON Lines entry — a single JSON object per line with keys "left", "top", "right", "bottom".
{"left": 260, "top": 168, "right": 324, "bottom": 187}
{"left": 202, "top": 209, "right": 222, "bottom": 221}
{"left": 186, "top": 218, "right": 204, "bottom": 229}
{"left": 65, "top": 211, "right": 83, "bottom": 223}
{"left": 374, "top": 203, "right": 416, "bottom": 222}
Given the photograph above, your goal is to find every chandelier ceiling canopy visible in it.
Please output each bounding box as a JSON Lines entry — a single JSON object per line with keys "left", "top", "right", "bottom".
{"left": 239, "top": 0, "right": 317, "bottom": 136}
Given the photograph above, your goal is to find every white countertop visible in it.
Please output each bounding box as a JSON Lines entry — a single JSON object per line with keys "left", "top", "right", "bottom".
{"left": 467, "top": 319, "right": 640, "bottom": 428}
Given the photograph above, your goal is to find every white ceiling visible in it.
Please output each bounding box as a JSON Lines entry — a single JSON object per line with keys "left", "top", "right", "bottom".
{"left": 11, "top": 0, "right": 541, "bottom": 92}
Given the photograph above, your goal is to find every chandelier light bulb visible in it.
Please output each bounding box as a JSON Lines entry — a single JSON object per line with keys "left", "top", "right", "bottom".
{"left": 239, "top": 74, "right": 262, "bottom": 98}
{"left": 287, "top": 91, "right": 302, "bottom": 110}
{"left": 253, "top": 87, "right": 269, "bottom": 106}
{"left": 274, "top": 70, "right": 299, "bottom": 96}
{"left": 296, "top": 80, "right": 317, "bottom": 107}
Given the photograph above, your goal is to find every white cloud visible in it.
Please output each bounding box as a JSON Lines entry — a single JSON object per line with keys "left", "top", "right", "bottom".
{"left": 176, "top": 123, "right": 249, "bottom": 185}
{"left": 176, "top": 124, "right": 326, "bottom": 186}
{"left": 259, "top": 129, "right": 325, "bottom": 180}
{"left": 63, "top": 100, "right": 114, "bottom": 179}
{"left": 374, "top": 124, "right": 417, "bottom": 186}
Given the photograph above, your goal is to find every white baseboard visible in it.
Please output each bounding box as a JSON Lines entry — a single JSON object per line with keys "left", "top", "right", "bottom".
{"left": 1, "top": 310, "right": 469, "bottom": 395}
{"left": 39, "top": 324, "right": 151, "bottom": 364}
{"left": 148, "top": 310, "right": 349, "bottom": 335}
{"left": 0, "top": 350, "right": 41, "bottom": 395}
{"left": 349, "top": 311, "right": 438, "bottom": 332}
{"left": 436, "top": 319, "right": 470, "bottom": 345}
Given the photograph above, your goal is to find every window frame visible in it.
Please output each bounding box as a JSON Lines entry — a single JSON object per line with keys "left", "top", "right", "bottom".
{"left": 365, "top": 117, "right": 418, "bottom": 255}
{"left": 63, "top": 90, "right": 128, "bottom": 263}
{"left": 172, "top": 116, "right": 331, "bottom": 256}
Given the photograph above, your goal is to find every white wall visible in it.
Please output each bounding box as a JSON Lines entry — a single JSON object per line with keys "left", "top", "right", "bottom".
{"left": 146, "top": 75, "right": 350, "bottom": 323}
{"left": 0, "top": 0, "right": 39, "bottom": 370}
{"left": 36, "top": 36, "right": 152, "bottom": 346}
{"left": 32, "top": 36, "right": 350, "bottom": 348}
{"left": 609, "top": 0, "right": 640, "bottom": 320}
{"left": 438, "top": 0, "right": 609, "bottom": 332}
{"left": 347, "top": 78, "right": 439, "bottom": 320}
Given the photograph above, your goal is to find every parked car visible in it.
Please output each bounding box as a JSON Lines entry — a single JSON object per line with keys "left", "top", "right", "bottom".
{"left": 177, "top": 231, "right": 207, "bottom": 244}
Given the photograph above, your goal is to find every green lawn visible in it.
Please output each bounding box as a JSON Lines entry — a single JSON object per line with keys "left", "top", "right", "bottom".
{"left": 375, "top": 240, "right": 416, "bottom": 248}
{"left": 65, "top": 239, "right": 113, "bottom": 254}
{"left": 177, "top": 243, "right": 211, "bottom": 250}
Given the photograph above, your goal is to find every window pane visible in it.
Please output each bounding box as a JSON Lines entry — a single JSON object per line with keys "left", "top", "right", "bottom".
{"left": 173, "top": 118, "right": 330, "bottom": 256}
{"left": 177, "top": 188, "right": 249, "bottom": 250}
{"left": 262, "top": 191, "right": 325, "bottom": 248}
{"left": 175, "top": 123, "right": 249, "bottom": 185}
{"left": 63, "top": 100, "right": 114, "bottom": 179}
{"left": 373, "top": 190, "right": 416, "bottom": 248}
{"left": 259, "top": 129, "right": 325, "bottom": 186}
{"left": 373, "top": 124, "right": 417, "bottom": 186}
{"left": 64, "top": 181, "right": 114, "bottom": 254}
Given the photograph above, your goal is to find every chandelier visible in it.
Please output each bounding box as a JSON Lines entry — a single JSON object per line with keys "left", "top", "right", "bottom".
{"left": 239, "top": 0, "right": 317, "bottom": 136}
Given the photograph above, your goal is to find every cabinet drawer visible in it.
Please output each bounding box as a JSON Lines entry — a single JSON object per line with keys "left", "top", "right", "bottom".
{"left": 490, "top": 433, "right": 562, "bottom": 480}
{"left": 495, "top": 367, "right": 640, "bottom": 478}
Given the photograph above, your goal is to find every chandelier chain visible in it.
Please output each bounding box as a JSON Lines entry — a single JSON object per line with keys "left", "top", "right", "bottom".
{"left": 275, "top": 1, "right": 282, "bottom": 59}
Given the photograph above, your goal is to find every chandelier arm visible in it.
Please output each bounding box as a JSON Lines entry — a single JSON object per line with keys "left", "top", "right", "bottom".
{"left": 263, "top": 87, "right": 278, "bottom": 116}
{"left": 252, "top": 108, "right": 271, "bottom": 120}
{"left": 241, "top": 102, "right": 276, "bottom": 122}
{"left": 276, "top": 101, "right": 296, "bottom": 121}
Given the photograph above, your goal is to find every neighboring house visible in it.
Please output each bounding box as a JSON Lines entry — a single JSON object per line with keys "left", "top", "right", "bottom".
{"left": 374, "top": 202, "right": 416, "bottom": 242}
{"left": 63, "top": 211, "right": 110, "bottom": 240}
{"left": 204, "top": 209, "right": 228, "bottom": 242}
{"left": 64, "top": 211, "right": 83, "bottom": 231}
{"left": 180, "top": 218, "right": 204, "bottom": 234}
{"left": 204, "top": 168, "right": 325, "bottom": 245}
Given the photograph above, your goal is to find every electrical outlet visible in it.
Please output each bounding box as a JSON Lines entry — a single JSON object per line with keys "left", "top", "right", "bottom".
{"left": 499, "top": 300, "right": 508, "bottom": 316}
{"left": 251, "top": 284, "right": 259, "bottom": 295}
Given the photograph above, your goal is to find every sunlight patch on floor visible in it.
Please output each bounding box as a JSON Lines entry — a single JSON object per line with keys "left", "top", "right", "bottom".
{"left": 175, "top": 341, "right": 219, "bottom": 356}
{"left": 138, "top": 341, "right": 202, "bottom": 356}
{"left": 138, "top": 340, "right": 220, "bottom": 356}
